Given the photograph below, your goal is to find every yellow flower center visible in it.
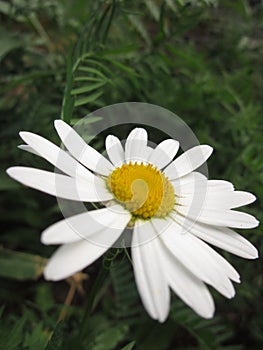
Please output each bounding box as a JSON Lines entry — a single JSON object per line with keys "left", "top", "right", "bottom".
{"left": 107, "top": 162, "right": 175, "bottom": 222}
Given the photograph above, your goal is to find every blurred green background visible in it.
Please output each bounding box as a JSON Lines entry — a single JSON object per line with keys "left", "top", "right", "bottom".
{"left": 0, "top": 0, "right": 262, "bottom": 349}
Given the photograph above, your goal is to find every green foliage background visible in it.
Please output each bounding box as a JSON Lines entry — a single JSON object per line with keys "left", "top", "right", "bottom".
{"left": 0, "top": 0, "right": 262, "bottom": 349}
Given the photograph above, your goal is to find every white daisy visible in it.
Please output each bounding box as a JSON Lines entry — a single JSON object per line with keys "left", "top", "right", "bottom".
{"left": 7, "top": 120, "right": 259, "bottom": 322}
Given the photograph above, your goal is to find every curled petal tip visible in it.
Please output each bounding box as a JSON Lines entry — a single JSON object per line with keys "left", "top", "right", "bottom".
{"left": 19, "top": 131, "right": 26, "bottom": 138}
{"left": 251, "top": 249, "right": 259, "bottom": 259}
{"left": 205, "top": 144, "right": 214, "bottom": 155}
{"left": 6, "top": 167, "right": 16, "bottom": 177}
{"left": 205, "top": 311, "right": 214, "bottom": 319}
{"left": 54, "top": 119, "right": 64, "bottom": 127}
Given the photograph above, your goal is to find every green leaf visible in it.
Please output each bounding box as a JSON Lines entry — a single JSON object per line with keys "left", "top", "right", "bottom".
{"left": 71, "top": 81, "right": 106, "bottom": 95}
{"left": 74, "top": 90, "right": 103, "bottom": 107}
{"left": 127, "top": 14, "right": 150, "bottom": 44}
{"left": 81, "top": 315, "right": 129, "bottom": 350}
{"left": 0, "top": 248, "right": 47, "bottom": 281}
{"left": 0, "top": 313, "right": 26, "bottom": 350}
{"left": 70, "top": 116, "right": 102, "bottom": 125}
{"left": 104, "top": 58, "right": 139, "bottom": 76}
{"left": 120, "top": 341, "right": 136, "bottom": 350}
{"left": 35, "top": 284, "right": 55, "bottom": 314}
{"left": 91, "top": 324, "right": 129, "bottom": 350}
{"left": 0, "top": 27, "right": 26, "bottom": 61}
{"left": 74, "top": 76, "right": 105, "bottom": 82}
{"left": 45, "top": 322, "right": 64, "bottom": 350}
{"left": 23, "top": 323, "right": 50, "bottom": 350}
{"left": 78, "top": 66, "right": 108, "bottom": 80}
{"left": 100, "top": 44, "right": 140, "bottom": 57}
{"left": 170, "top": 300, "right": 234, "bottom": 349}
{"left": 82, "top": 58, "right": 113, "bottom": 76}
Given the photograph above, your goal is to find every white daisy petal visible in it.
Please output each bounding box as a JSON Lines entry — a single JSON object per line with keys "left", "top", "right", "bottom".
{"left": 174, "top": 174, "right": 237, "bottom": 199}
{"left": 172, "top": 171, "right": 207, "bottom": 196}
{"left": 207, "top": 179, "right": 235, "bottom": 191}
{"left": 18, "top": 144, "right": 40, "bottom": 156}
{"left": 164, "top": 145, "right": 213, "bottom": 180}
{"left": 177, "top": 206, "right": 259, "bottom": 229}
{"left": 44, "top": 240, "right": 106, "bottom": 280}
{"left": 144, "top": 146, "right": 154, "bottom": 159}
{"left": 159, "top": 240, "right": 215, "bottom": 319}
{"left": 177, "top": 189, "right": 256, "bottom": 210}
{"left": 206, "top": 191, "right": 256, "bottom": 209}
{"left": 186, "top": 228, "right": 240, "bottom": 283}
{"left": 132, "top": 220, "right": 170, "bottom": 322}
{"left": 105, "top": 135, "right": 125, "bottom": 167}
{"left": 44, "top": 227, "right": 122, "bottom": 280}
{"left": 148, "top": 139, "right": 179, "bottom": 169}
{"left": 125, "top": 128, "right": 148, "bottom": 163}
{"left": 6, "top": 167, "right": 112, "bottom": 202}
{"left": 54, "top": 120, "right": 114, "bottom": 176}
{"left": 19, "top": 131, "right": 94, "bottom": 181}
{"left": 175, "top": 215, "right": 258, "bottom": 259}
{"left": 153, "top": 218, "right": 236, "bottom": 298}
{"left": 41, "top": 204, "right": 131, "bottom": 245}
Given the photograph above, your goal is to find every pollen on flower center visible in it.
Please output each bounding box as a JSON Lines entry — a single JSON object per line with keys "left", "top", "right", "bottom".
{"left": 107, "top": 162, "right": 175, "bottom": 220}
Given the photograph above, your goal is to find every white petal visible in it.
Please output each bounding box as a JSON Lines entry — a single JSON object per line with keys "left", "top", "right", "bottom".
{"left": 176, "top": 189, "right": 256, "bottom": 210}
{"left": 172, "top": 171, "right": 207, "bottom": 197}
{"left": 19, "top": 131, "right": 94, "bottom": 181}
{"left": 148, "top": 139, "right": 179, "bottom": 169}
{"left": 105, "top": 135, "right": 125, "bottom": 167}
{"left": 6, "top": 167, "right": 112, "bottom": 202}
{"left": 177, "top": 205, "right": 259, "bottom": 229}
{"left": 159, "top": 240, "right": 215, "bottom": 318}
{"left": 41, "top": 204, "right": 131, "bottom": 245}
{"left": 144, "top": 146, "right": 154, "bottom": 159}
{"left": 131, "top": 220, "right": 170, "bottom": 322}
{"left": 203, "top": 191, "right": 256, "bottom": 209}
{"left": 153, "top": 218, "right": 236, "bottom": 298}
{"left": 207, "top": 180, "right": 234, "bottom": 191}
{"left": 164, "top": 145, "right": 213, "bottom": 180}
{"left": 125, "top": 128, "right": 148, "bottom": 163}
{"left": 175, "top": 215, "right": 258, "bottom": 259}
{"left": 167, "top": 217, "right": 240, "bottom": 283}
{"left": 44, "top": 227, "right": 122, "bottom": 280}
{"left": 18, "top": 144, "right": 39, "bottom": 156}
{"left": 54, "top": 120, "right": 114, "bottom": 176}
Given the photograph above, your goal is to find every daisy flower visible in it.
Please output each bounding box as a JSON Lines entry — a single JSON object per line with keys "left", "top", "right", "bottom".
{"left": 7, "top": 120, "right": 259, "bottom": 322}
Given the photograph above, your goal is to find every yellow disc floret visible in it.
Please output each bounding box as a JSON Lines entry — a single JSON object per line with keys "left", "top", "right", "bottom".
{"left": 107, "top": 162, "right": 175, "bottom": 221}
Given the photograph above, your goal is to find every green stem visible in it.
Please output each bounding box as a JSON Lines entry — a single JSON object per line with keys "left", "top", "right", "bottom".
{"left": 79, "top": 262, "right": 108, "bottom": 339}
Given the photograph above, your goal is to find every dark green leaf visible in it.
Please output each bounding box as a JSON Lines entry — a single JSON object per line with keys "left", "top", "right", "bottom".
{"left": 0, "top": 248, "right": 47, "bottom": 281}
{"left": 74, "top": 90, "right": 103, "bottom": 107}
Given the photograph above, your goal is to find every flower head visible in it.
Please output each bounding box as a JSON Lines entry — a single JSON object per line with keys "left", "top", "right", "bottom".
{"left": 7, "top": 120, "right": 259, "bottom": 322}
